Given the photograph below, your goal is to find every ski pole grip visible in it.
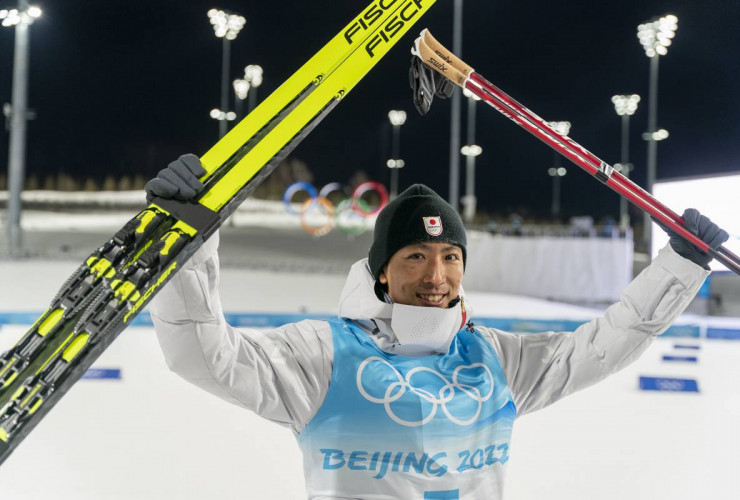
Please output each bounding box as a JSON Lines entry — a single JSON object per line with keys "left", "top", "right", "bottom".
{"left": 416, "top": 33, "right": 468, "bottom": 87}
{"left": 420, "top": 29, "right": 474, "bottom": 81}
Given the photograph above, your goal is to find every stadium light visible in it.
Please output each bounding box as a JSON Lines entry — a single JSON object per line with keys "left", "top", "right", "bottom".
{"left": 460, "top": 87, "right": 481, "bottom": 223}
{"left": 210, "top": 108, "right": 236, "bottom": 121}
{"left": 233, "top": 78, "right": 249, "bottom": 120}
{"left": 0, "top": 5, "right": 41, "bottom": 27}
{"left": 2, "top": 3, "right": 43, "bottom": 254}
{"left": 637, "top": 15, "right": 678, "bottom": 58}
{"left": 388, "top": 110, "right": 407, "bottom": 127}
{"left": 548, "top": 121, "right": 571, "bottom": 136}
{"left": 208, "top": 8, "right": 246, "bottom": 138}
{"left": 547, "top": 121, "right": 571, "bottom": 218}
{"left": 233, "top": 79, "right": 249, "bottom": 100}
{"left": 387, "top": 110, "right": 407, "bottom": 198}
{"left": 653, "top": 129, "right": 669, "bottom": 141}
{"left": 244, "top": 65, "right": 263, "bottom": 114}
{"left": 643, "top": 128, "right": 669, "bottom": 141}
{"left": 612, "top": 94, "right": 641, "bottom": 116}
{"left": 612, "top": 94, "right": 640, "bottom": 229}
{"left": 461, "top": 145, "right": 482, "bottom": 157}
{"left": 207, "top": 9, "right": 246, "bottom": 40}
{"left": 245, "top": 65, "right": 263, "bottom": 88}
{"left": 548, "top": 167, "right": 567, "bottom": 177}
{"left": 637, "top": 14, "right": 677, "bottom": 252}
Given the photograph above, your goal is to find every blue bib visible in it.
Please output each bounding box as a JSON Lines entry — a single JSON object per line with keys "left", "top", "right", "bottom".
{"left": 297, "top": 318, "right": 517, "bottom": 499}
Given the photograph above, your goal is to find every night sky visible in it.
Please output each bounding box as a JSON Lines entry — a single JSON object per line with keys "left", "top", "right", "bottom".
{"left": 1, "top": 0, "right": 738, "bottom": 220}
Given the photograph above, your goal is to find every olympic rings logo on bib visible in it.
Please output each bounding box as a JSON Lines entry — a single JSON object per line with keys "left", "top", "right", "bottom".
{"left": 282, "top": 181, "right": 389, "bottom": 236}
{"left": 356, "top": 356, "right": 494, "bottom": 427}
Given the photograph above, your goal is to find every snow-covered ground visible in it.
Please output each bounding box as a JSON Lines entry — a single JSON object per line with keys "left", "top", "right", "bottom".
{"left": 0, "top": 257, "right": 739, "bottom": 499}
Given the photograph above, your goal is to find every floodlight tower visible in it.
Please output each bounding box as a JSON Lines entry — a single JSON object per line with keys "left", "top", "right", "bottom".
{"left": 244, "top": 65, "right": 263, "bottom": 114}
{"left": 210, "top": 108, "right": 236, "bottom": 124}
{"left": 208, "top": 8, "right": 246, "bottom": 138}
{"left": 547, "top": 121, "right": 571, "bottom": 219}
{"left": 637, "top": 14, "right": 677, "bottom": 249}
{"left": 233, "top": 78, "right": 249, "bottom": 120}
{"left": 1, "top": 2, "right": 42, "bottom": 255}
{"left": 461, "top": 87, "right": 482, "bottom": 224}
{"left": 611, "top": 94, "right": 640, "bottom": 229}
{"left": 387, "top": 110, "right": 407, "bottom": 199}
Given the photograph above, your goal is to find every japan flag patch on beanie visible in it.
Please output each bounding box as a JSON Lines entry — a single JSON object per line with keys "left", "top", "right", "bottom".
{"left": 423, "top": 216, "right": 443, "bottom": 236}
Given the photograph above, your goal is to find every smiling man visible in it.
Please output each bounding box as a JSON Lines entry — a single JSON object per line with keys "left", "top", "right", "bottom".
{"left": 379, "top": 241, "right": 463, "bottom": 307}
{"left": 149, "top": 160, "right": 726, "bottom": 499}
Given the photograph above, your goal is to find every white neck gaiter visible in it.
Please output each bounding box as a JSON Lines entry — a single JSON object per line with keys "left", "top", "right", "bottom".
{"left": 389, "top": 296, "right": 468, "bottom": 353}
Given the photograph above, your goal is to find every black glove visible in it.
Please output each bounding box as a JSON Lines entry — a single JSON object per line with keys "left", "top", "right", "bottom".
{"left": 145, "top": 154, "right": 206, "bottom": 202}
{"left": 409, "top": 56, "right": 454, "bottom": 116}
{"left": 661, "top": 208, "right": 729, "bottom": 269}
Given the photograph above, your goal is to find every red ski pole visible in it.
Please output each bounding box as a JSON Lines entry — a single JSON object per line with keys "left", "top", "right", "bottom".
{"left": 413, "top": 30, "right": 740, "bottom": 276}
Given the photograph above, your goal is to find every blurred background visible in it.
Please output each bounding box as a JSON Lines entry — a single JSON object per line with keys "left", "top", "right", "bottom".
{"left": 0, "top": 1, "right": 739, "bottom": 498}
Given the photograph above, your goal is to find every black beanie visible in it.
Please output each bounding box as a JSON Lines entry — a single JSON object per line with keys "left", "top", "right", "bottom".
{"left": 368, "top": 184, "right": 467, "bottom": 279}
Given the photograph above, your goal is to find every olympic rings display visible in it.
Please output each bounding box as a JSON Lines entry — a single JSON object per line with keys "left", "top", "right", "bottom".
{"left": 282, "top": 182, "right": 318, "bottom": 216}
{"left": 283, "top": 181, "right": 389, "bottom": 236}
{"left": 319, "top": 182, "right": 349, "bottom": 201}
{"left": 352, "top": 181, "right": 389, "bottom": 216}
{"left": 299, "top": 196, "right": 335, "bottom": 237}
{"left": 335, "top": 198, "right": 372, "bottom": 236}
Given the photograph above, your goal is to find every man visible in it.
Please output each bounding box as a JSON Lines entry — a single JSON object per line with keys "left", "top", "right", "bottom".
{"left": 148, "top": 155, "right": 727, "bottom": 499}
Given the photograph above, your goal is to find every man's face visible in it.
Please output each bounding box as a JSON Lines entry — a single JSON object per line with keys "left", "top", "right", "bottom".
{"left": 378, "top": 242, "right": 464, "bottom": 308}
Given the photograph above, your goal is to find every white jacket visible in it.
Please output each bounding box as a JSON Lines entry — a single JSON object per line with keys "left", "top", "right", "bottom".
{"left": 151, "top": 231, "right": 708, "bottom": 433}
